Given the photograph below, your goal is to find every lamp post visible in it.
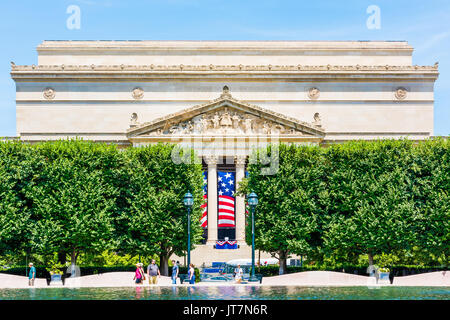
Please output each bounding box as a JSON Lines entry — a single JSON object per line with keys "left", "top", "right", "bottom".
{"left": 183, "top": 191, "right": 194, "bottom": 267}
{"left": 248, "top": 192, "right": 258, "bottom": 282}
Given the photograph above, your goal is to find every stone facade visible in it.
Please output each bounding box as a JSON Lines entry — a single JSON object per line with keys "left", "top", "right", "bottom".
{"left": 10, "top": 40, "right": 439, "bottom": 265}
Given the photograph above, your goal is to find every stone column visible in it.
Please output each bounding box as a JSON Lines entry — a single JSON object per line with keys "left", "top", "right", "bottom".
{"left": 205, "top": 155, "right": 219, "bottom": 245}
{"left": 235, "top": 155, "right": 247, "bottom": 243}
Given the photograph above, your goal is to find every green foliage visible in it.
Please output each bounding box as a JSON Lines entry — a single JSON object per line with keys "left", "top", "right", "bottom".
{"left": 75, "top": 250, "right": 157, "bottom": 267}
{"left": 0, "top": 138, "right": 448, "bottom": 272}
{"left": 241, "top": 139, "right": 449, "bottom": 269}
{"left": 0, "top": 140, "right": 42, "bottom": 256}
{"left": 323, "top": 139, "right": 417, "bottom": 259}
{"left": 323, "top": 138, "right": 449, "bottom": 266}
{"left": 117, "top": 143, "right": 204, "bottom": 275}
{"left": 24, "top": 140, "right": 123, "bottom": 264}
{"left": 32, "top": 252, "right": 67, "bottom": 275}
{"left": 371, "top": 253, "right": 401, "bottom": 267}
{"left": 0, "top": 140, "right": 203, "bottom": 273}
{"left": 239, "top": 144, "right": 329, "bottom": 273}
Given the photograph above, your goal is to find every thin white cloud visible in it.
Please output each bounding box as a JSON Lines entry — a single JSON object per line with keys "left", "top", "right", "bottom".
{"left": 415, "top": 31, "right": 450, "bottom": 53}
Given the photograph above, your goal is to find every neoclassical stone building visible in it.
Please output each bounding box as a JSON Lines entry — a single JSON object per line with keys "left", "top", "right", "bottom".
{"left": 11, "top": 40, "right": 439, "bottom": 264}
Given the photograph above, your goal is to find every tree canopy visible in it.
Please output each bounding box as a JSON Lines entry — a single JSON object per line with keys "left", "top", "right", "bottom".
{"left": 240, "top": 139, "right": 449, "bottom": 270}
{"left": 239, "top": 144, "right": 328, "bottom": 274}
{"left": 0, "top": 138, "right": 448, "bottom": 273}
{"left": 120, "top": 144, "right": 204, "bottom": 275}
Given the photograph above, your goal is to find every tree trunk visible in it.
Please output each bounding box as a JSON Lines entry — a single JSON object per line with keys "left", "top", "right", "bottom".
{"left": 279, "top": 250, "right": 288, "bottom": 275}
{"left": 159, "top": 254, "right": 169, "bottom": 276}
{"left": 368, "top": 252, "right": 374, "bottom": 267}
{"left": 258, "top": 250, "right": 261, "bottom": 272}
{"left": 70, "top": 250, "right": 78, "bottom": 266}
{"left": 368, "top": 252, "right": 375, "bottom": 276}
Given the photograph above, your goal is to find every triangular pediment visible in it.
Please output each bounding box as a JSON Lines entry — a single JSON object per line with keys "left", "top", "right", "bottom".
{"left": 127, "top": 87, "right": 325, "bottom": 138}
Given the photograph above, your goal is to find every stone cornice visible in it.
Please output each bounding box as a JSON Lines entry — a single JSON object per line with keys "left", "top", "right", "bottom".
{"left": 11, "top": 63, "right": 438, "bottom": 73}
{"left": 11, "top": 64, "right": 439, "bottom": 82}
{"left": 36, "top": 40, "right": 414, "bottom": 52}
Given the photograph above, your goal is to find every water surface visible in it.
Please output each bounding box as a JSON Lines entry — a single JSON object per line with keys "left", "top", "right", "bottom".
{"left": 0, "top": 286, "right": 449, "bottom": 300}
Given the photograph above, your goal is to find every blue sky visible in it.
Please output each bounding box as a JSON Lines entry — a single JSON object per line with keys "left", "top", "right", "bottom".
{"left": 0, "top": 0, "right": 449, "bottom": 136}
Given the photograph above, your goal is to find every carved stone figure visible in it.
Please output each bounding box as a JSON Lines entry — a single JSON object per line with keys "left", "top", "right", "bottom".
{"left": 130, "top": 113, "right": 138, "bottom": 125}
{"left": 183, "top": 121, "right": 194, "bottom": 134}
{"left": 231, "top": 112, "right": 241, "bottom": 129}
{"left": 221, "top": 85, "right": 232, "bottom": 98}
{"left": 220, "top": 108, "right": 232, "bottom": 127}
{"left": 132, "top": 87, "right": 144, "bottom": 100}
{"left": 313, "top": 113, "right": 322, "bottom": 127}
{"left": 169, "top": 124, "right": 181, "bottom": 134}
{"left": 142, "top": 103, "right": 318, "bottom": 137}
{"left": 200, "top": 115, "right": 210, "bottom": 132}
{"left": 262, "top": 121, "right": 272, "bottom": 134}
{"left": 243, "top": 116, "right": 253, "bottom": 133}
{"left": 149, "top": 129, "right": 163, "bottom": 136}
{"left": 271, "top": 124, "right": 284, "bottom": 135}
{"left": 308, "top": 87, "right": 320, "bottom": 100}
{"left": 212, "top": 112, "right": 221, "bottom": 129}
{"left": 395, "top": 87, "right": 408, "bottom": 100}
{"left": 43, "top": 87, "right": 55, "bottom": 100}
{"left": 193, "top": 118, "right": 203, "bottom": 133}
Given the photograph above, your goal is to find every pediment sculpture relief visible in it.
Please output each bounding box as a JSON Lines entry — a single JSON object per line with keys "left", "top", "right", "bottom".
{"left": 147, "top": 107, "right": 304, "bottom": 136}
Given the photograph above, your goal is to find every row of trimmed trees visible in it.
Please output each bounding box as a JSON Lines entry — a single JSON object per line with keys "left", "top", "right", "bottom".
{"left": 239, "top": 139, "right": 449, "bottom": 274}
{"left": 1, "top": 138, "right": 448, "bottom": 275}
{"left": 0, "top": 140, "right": 204, "bottom": 276}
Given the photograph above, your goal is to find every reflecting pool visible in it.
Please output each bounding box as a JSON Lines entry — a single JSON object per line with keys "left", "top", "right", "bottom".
{"left": 0, "top": 286, "right": 449, "bottom": 300}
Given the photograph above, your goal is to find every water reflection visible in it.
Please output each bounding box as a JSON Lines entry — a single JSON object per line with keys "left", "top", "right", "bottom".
{"left": 0, "top": 286, "right": 448, "bottom": 300}
{"left": 135, "top": 286, "right": 142, "bottom": 299}
{"left": 171, "top": 285, "right": 178, "bottom": 296}
{"left": 187, "top": 286, "right": 194, "bottom": 299}
{"left": 28, "top": 288, "right": 36, "bottom": 300}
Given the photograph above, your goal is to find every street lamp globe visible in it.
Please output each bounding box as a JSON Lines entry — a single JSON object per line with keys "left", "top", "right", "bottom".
{"left": 183, "top": 191, "right": 194, "bottom": 207}
{"left": 248, "top": 192, "right": 258, "bottom": 207}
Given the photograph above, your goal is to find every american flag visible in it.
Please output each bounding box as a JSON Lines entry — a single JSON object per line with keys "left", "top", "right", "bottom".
{"left": 200, "top": 171, "right": 208, "bottom": 228}
{"left": 217, "top": 171, "right": 235, "bottom": 227}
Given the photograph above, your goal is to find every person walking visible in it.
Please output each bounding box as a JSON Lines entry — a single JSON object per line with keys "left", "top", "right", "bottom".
{"left": 28, "top": 263, "right": 36, "bottom": 286}
{"left": 188, "top": 263, "right": 195, "bottom": 284}
{"left": 147, "top": 259, "right": 160, "bottom": 285}
{"left": 133, "top": 263, "right": 144, "bottom": 285}
{"left": 171, "top": 260, "right": 179, "bottom": 285}
{"left": 139, "top": 263, "right": 146, "bottom": 282}
{"left": 234, "top": 264, "right": 243, "bottom": 284}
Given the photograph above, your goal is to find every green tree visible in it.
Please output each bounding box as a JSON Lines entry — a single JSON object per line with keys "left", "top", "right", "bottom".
{"left": 0, "top": 141, "right": 44, "bottom": 259}
{"left": 25, "top": 140, "right": 120, "bottom": 266}
{"left": 121, "top": 144, "right": 203, "bottom": 275}
{"left": 323, "top": 140, "right": 419, "bottom": 268}
{"left": 239, "top": 144, "right": 327, "bottom": 274}
{"left": 408, "top": 138, "right": 449, "bottom": 266}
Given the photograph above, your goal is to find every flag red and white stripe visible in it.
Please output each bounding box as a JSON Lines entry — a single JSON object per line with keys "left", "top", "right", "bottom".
{"left": 200, "top": 171, "right": 208, "bottom": 228}
{"left": 217, "top": 171, "right": 235, "bottom": 227}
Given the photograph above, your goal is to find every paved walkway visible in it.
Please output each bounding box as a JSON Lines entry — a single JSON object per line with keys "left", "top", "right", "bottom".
{"left": 0, "top": 271, "right": 448, "bottom": 289}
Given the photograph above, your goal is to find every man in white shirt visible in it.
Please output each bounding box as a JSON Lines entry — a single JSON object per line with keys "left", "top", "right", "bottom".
{"left": 234, "top": 264, "right": 243, "bottom": 284}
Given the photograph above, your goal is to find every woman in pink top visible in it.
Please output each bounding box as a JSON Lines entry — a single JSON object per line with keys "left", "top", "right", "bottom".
{"left": 133, "top": 263, "right": 143, "bottom": 285}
